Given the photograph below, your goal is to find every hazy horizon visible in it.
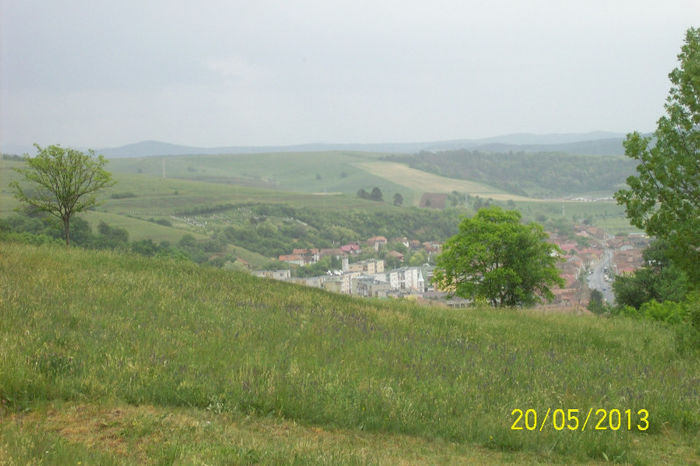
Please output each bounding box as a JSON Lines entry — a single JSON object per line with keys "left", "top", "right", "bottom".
{"left": 2, "top": 1, "right": 698, "bottom": 149}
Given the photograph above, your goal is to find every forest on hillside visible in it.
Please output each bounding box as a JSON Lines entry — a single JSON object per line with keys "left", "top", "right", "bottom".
{"left": 388, "top": 151, "right": 636, "bottom": 197}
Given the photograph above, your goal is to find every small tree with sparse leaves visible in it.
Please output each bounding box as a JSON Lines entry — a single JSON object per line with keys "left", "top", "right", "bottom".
{"left": 11, "top": 144, "right": 115, "bottom": 246}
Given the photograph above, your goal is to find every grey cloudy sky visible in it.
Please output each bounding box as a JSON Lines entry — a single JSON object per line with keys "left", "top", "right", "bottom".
{"left": 1, "top": 0, "right": 698, "bottom": 148}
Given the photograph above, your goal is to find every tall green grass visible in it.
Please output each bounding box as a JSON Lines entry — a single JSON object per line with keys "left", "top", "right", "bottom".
{"left": 1, "top": 242, "right": 697, "bottom": 463}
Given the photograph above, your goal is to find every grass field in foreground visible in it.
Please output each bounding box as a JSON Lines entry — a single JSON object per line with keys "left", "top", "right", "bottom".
{"left": 1, "top": 242, "right": 698, "bottom": 464}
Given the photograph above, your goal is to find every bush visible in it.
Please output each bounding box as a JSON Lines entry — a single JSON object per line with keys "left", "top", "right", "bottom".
{"left": 610, "top": 304, "right": 640, "bottom": 319}
{"left": 639, "top": 300, "right": 685, "bottom": 325}
{"left": 0, "top": 231, "right": 62, "bottom": 246}
{"left": 675, "top": 292, "right": 700, "bottom": 355}
{"left": 110, "top": 192, "right": 136, "bottom": 199}
{"left": 587, "top": 289, "right": 606, "bottom": 315}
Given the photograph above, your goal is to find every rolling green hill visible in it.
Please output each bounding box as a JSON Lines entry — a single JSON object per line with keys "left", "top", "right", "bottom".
{"left": 1, "top": 242, "right": 697, "bottom": 464}
{"left": 2, "top": 152, "right": 639, "bottom": 271}
{"left": 106, "top": 151, "right": 416, "bottom": 204}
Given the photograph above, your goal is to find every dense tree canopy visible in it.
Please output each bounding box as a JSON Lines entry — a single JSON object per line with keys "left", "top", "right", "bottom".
{"left": 613, "top": 240, "right": 690, "bottom": 309}
{"left": 11, "top": 144, "right": 115, "bottom": 245}
{"left": 389, "top": 151, "right": 636, "bottom": 197}
{"left": 369, "top": 187, "right": 384, "bottom": 201}
{"left": 433, "top": 207, "right": 563, "bottom": 307}
{"left": 614, "top": 27, "right": 700, "bottom": 283}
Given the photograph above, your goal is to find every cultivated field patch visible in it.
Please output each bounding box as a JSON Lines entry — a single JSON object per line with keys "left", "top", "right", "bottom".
{"left": 356, "top": 162, "right": 535, "bottom": 202}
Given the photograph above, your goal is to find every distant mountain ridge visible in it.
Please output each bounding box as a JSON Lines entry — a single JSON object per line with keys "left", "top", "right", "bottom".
{"left": 2, "top": 132, "right": 629, "bottom": 158}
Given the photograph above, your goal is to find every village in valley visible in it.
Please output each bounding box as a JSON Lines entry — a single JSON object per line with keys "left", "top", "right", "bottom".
{"left": 252, "top": 225, "right": 649, "bottom": 308}
{"left": 255, "top": 235, "right": 436, "bottom": 300}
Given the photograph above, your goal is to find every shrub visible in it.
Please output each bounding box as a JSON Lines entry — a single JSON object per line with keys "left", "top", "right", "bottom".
{"left": 675, "top": 292, "right": 700, "bottom": 355}
{"left": 110, "top": 192, "right": 136, "bottom": 199}
{"left": 587, "top": 289, "right": 606, "bottom": 315}
{"left": 639, "top": 299, "right": 685, "bottom": 325}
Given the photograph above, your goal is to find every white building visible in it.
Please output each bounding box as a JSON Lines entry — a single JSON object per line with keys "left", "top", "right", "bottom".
{"left": 390, "top": 267, "right": 425, "bottom": 292}
{"left": 253, "top": 269, "right": 291, "bottom": 280}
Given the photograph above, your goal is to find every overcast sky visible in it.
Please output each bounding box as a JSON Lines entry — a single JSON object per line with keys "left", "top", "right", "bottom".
{"left": 1, "top": 0, "right": 698, "bottom": 149}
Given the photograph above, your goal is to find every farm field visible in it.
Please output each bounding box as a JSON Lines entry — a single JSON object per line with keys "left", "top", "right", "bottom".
{"left": 99, "top": 172, "right": 385, "bottom": 217}
{"left": 357, "top": 161, "right": 532, "bottom": 202}
{"left": 1, "top": 242, "right": 698, "bottom": 464}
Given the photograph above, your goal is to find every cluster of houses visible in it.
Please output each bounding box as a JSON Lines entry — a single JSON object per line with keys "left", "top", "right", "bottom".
{"left": 256, "top": 226, "right": 649, "bottom": 307}
{"left": 255, "top": 258, "right": 433, "bottom": 298}
{"left": 250, "top": 235, "right": 444, "bottom": 298}
{"left": 548, "top": 225, "right": 648, "bottom": 306}
{"left": 276, "top": 236, "right": 443, "bottom": 267}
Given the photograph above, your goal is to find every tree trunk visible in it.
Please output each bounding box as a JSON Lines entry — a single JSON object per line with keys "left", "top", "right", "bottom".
{"left": 63, "top": 216, "right": 70, "bottom": 246}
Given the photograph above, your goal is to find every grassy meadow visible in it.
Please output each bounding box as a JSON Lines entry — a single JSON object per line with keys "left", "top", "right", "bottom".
{"left": 1, "top": 242, "right": 697, "bottom": 464}
{"left": 0, "top": 159, "right": 23, "bottom": 216}
{"left": 106, "top": 151, "right": 417, "bottom": 205}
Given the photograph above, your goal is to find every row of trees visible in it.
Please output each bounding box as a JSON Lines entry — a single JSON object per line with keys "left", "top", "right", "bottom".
{"left": 356, "top": 187, "right": 384, "bottom": 201}
{"left": 356, "top": 187, "right": 405, "bottom": 206}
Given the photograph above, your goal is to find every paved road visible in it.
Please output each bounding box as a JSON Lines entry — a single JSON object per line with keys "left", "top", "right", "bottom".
{"left": 587, "top": 248, "right": 615, "bottom": 303}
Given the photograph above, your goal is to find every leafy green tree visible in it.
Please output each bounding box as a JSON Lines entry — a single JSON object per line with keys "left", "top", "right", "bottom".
{"left": 370, "top": 187, "right": 383, "bottom": 201}
{"left": 408, "top": 249, "right": 428, "bottom": 266}
{"left": 393, "top": 192, "right": 404, "bottom": 206}
{"left": 10, "top": 144, "right": 114, "bottom": 245}
{"left": 614, "top": 28, "right": 700, "bottom": 282}
{"left": 613, "top": 240, "right": 690, "bottom": 309}
{"left": 433, "top": 206, "right": 564, "bottom": 307}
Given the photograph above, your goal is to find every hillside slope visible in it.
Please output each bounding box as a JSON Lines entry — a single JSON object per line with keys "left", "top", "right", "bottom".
{"left": 0, "top": 242, "right": 698, "bottom": 464}
{"left": 92, "top": 132, "right": 625, "bottom": 158}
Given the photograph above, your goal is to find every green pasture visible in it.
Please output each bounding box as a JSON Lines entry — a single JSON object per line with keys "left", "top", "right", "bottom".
{"left": 107, "top": 151, "right": 416, "bottom": 205}
{"left": 0, "top": 159, "right": 23, "bottom": 215}
{"left": 99, "top": 171, "right": 404, "bottom": 216}
{"left": 0, "top": 243, "right": 697, "bottom": 464}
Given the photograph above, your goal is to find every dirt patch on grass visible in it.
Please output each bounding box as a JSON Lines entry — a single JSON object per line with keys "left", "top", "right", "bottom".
{"left": 419, "top": 193, "right": 448, "bottom": 208}
{"left": 6, "top": 402, "right": 530, "bottom": 464}
{"left": 12, "top": 404, "right": 155, "bottom": 461}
